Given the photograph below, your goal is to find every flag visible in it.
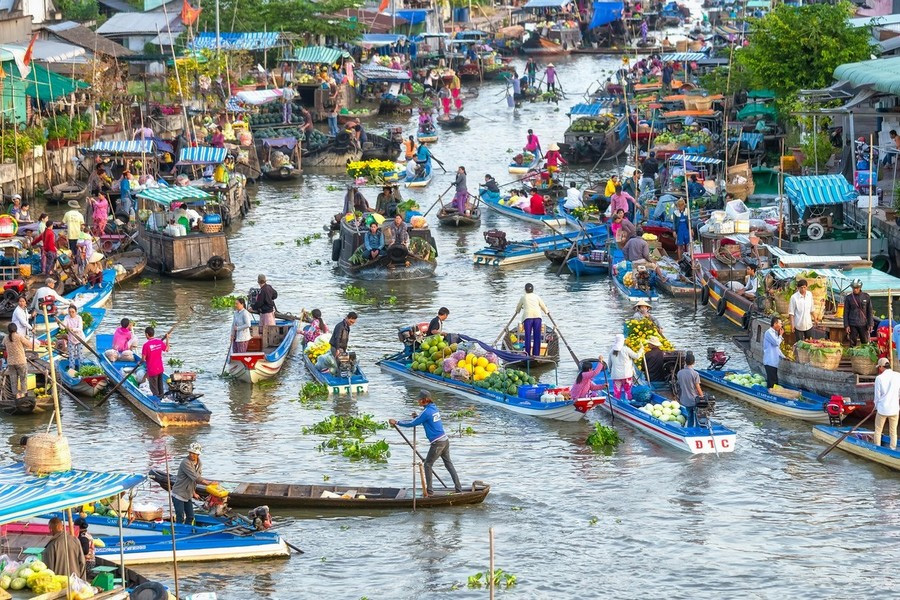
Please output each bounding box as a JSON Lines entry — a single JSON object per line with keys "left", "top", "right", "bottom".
{"left": 22, "top": 33, "right": 38, "bottom": 68}
{"left": 181, "top": 0, "right": 202, "bottom": 26}
{"left": 378, "top": 0, "right": 390, "bottom": 12}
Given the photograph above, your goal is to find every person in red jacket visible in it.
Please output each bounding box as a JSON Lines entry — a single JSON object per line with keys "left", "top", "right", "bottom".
{"left": 35, "top": 214, "right": 57, "bottom": 275}
{"left": 529, "top": 189, "right": 546, "bottom": 215}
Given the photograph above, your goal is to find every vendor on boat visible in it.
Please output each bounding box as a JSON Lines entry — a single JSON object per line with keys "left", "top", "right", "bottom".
{"left": 763, "top": 316, "right": 786, "bottom": 389}
{"left": 452, "top": 166, "right": 469, "bottom": 214}
{"left": 843, "top": 278, "right": 873, "bottom": 346}
{"left": 676, "top": 352, "right": 703, "bottom": 427}
{"left": 330, "top": 312, "right": 357, "bottom": 358}
{"left": 609, "top": 185, "right": 636, "bottom": 225}
{"left": 414, "top": 143, "right": 432, "bottom": 178}
{"left": 528, "top": 189, "right": 546, "bottom": 215}
{"left": 429, "top": 307, "right": 449, "bottom": 336}
{"left": 303, "top": 309, "right": 328, "bottom": 344}
{"left": 873, "top": 357, "right": 900, "bottom": 451}
{"left": 641, "top": 152, "right": 658, "bottom": 194}
{"left": 687, "top": 174, "right": 706, "bottom": 200}
{"left": 643, "top": 336, "right": 666, "bottom": 382}
{"left": 63, "top": 304, "right": 85, "bottom": 370}
{"left": 403, "top": 135, "right": 416, "bottom": 162}
{"left": 623, "top": 228, "right": 665, "bottom": 280}
{"left": 513, "top": 283, "right": 550, "bottom": 357}
{"left": 525, "top": 57, "right": 537, "bottom": 86}
{"left": 142, "top": 326, "right": 169, "bottom": 398}
{"left": 252, "top": 274, "right": 278, "bottom": 330}
{"left": 481, "top": 174, "right": 500, "bottom": 194}
{"left": 363, "top": 221, "right": 385, "bottom": 260}
{"left": 12, "top": 297, "right": 34, "bottom": 347}
{"left": 30, "top": 277, "right": 67, "bottom": 313}
{"left": 106, "top": 318, "right": 138, "bottom": 362}
{"left": 788, "top": 279, "right": 816, "bottom": 341}
{"left": 632, "top": 300, "right": 662, "bottom": 333}
{"left": 673, "top": 198, "right": 690, "bottom": 260}
{"left": 390, "top": 390, "right": 463, "bottom": 495}
{"left": 524, "top": 129, "right": 541, "bottom": 157}
{"left": 232, "top": 297, "right": 252, "bottom": 353}
{"left": 172, "top": 443, "right": 216, "bottom": 525}
{"left": 570, "top": 356, "right": 606, "bottom": 399}
{"left": 604, "top": 174, "right": 620, "bottom": 198}
{"left": 42, "top": 517, "right": 85, "bottom": 579}
{"left": 609, "top": 333, "right": 642, "bottom": 400}
{"left": 5, "top": 323, "right": 27, "bottom": 399}
{"left": 545, "top": 63, "right": 557, "bottom": 92}
{"left": 564, "top": 182, "right": 583, "bottom": 209}
{"left": 384, "top": 214, "right": 410, "bottom": 247}
{"left": 544, "top": 143, "right": 566, "bottom": 176}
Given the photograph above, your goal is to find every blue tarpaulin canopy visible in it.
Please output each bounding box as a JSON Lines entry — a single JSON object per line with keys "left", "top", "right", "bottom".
{"left": 588, "top": 2, "right": 624, "bottom": 29}
{"left": 80, "top": 140, "right": 154, "bottom": 155}
{"left": 190, "top": 32, "right": 281, "bottom": 51}
{"left": 396, "top": 9, "right": 428, "bottom": 24}
{"left": 178, "top": 146, "right": 228, "bottom": 165}
{"left": 524, "top": 0, "right": 572, "bottom": 8}
{"left": 358, "top": 34, "right": 406, "bottom": 48}
{"left": 0, "top": 463, "right": 143, "bottom": 525}
{"left": 137, "top": 186, "right": 212, "bottom": 208}
{"left": 569, "top": 100, "right": 614, "bottom": 116}
{"left": 669, "top": 154, "right": 723, "bottom": 165}
{"left": 784, "top": 174, "right": 857, "bottom": 212}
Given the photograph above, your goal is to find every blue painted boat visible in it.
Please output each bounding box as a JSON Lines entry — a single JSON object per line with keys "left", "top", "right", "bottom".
{"left": 474, "top": 224, "right": 608, "bottom": 266}
{"left": 95, "top": 334, "right": 211, "bottom": 427}
{"left": 302, "top": 351, "right": 369, "bottom": 396}
{"left": 417, "top": 125, "right": 438, "bottom": 144}
{"left": 227, "top": 320, "right": 299, "bottom": 383}
{"left": 479, "top": 189, "right": 568, "bottom": 228}
{"left": 35, "top": 306, "right": 105, "bottom": 346}
{"left": 698, "top": 369, "right": 832, "bottom": 423}
{"left": 508, "top": 151, "right": 540, "bottom": 174}
{"left": 812, "top": 426, "right": 900, "bottom": 471}
{"left": 405, "top": 160, "right": 433, "bottom": 188}
{"left": 610, "top": 249, "right": 659, "bottom": 302}
{"left": 378, "top": 350, "right": 601, "bottom": 421}
{"left": 33, "top": 269, "right": 116, "bottom": 334}
{"left": 55, "top": 357, "right": 108, "bottom": 397}
{"left": 567, "top": 255, "right": 609, "bottom": 277}
{"left": 557, "top": 201, "right": 604, "bottom": 229}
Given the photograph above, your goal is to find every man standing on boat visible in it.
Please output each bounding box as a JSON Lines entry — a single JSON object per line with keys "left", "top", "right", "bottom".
{"left": 788, "top": 279, "right": 816, "bottom": 341}
{"left": 641, "top": 151, "right": 659, "bottom": 194}
{"left": 525, "top": 57, "right": 537, "bottom": 87}
{"left": 873, "top": 357, "right": 900, "bottom": 451}
{"left": 330, "top": 312, "right": 357, "bottom": 358}
{"left": 63, "top": 200, "right": 84, "bottom": 257}
{"left": 429, "top": 307, "right": 449, "bottom": 336}
{"left": 42, "top": 517, "right": 85, "bottom": 579}
{"left": 390, "top": 390, "right": 463, "bottom": 495}
{"left": 763, "top": 316, "right": 786, "bottom": 389}
{"left": 676, "top": 352, "right": 703, "bottom": 428}
{"left": 513, "top": 283, "right": 550, "bottom": 357}
{"left": 843, "top": 279, "right": 873, "bottom": 346}
{"left": 252, "top": 274, "right": 278, "bottom": 330}
{"left": 142, "top": 326, "right": 169, "bottom": 398}
{"left": 172, "top": 443, "right": 216, "bottom": 525}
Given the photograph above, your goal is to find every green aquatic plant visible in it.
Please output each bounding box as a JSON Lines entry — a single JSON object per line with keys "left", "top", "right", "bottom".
{"left": 210, "top": 295, "right": 238, "bottom": 309}
{"left": 303, "top": 414, "right": 386, "bottom": 437}
{"left": 586, "top": 424, "right": 622, "bottom": 449}
{"left": 166, "top": 357, "right": 184, "bottom": 367}
{"left": 138, "top": 278, "right": 153, "bottom": 287}
{"left": 467, "top": 569, "right": 517, "bottom": 589}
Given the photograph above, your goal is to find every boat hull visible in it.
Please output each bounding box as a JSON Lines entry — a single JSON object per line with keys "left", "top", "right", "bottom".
{"left": 56, "top": 358, "right": 108, "bottom": 398}
{"left": 698, "top": 370, "right": 831, "bottom": 423}
{"left": 437, "top": 207, "right": 481, "bottom": 227}
{"left": 228, "top": 322, "right": 298, "bottom": 383}
{"left": 812, "top": 426, "right": 900, "bottom": 471}
{"left": 567, "top": 257, "right": 609, "bottom": 277}
{"left": 302, "top": 353, "right": 369, "bottom": 395}
{"left": 473, "top": 224, "right": 608, "bottom": 267}
{"left": 508, "top": 156, "right": 541, "bottom": 175}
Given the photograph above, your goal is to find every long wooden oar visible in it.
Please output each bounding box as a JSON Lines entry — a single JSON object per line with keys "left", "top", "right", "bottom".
{"left": 556, "top": 229, "right": 584, "bottom": 277}
{"left": 817, "top": 409, "right": 877, "bottom": 460}
{"left": 392, "top": 424, "right": 448, "bottom": 488}
{"left": 221, "top": 332, "right": 234, "bottom": 377}
{"left": 423, "top": 183, "right": 455, "bottom": 217}
{"left": 493, "top": 311, "right": 519, "bottom": 347}
{"left": 425, "top": 148, "right": 448, "bottom": 173}
{"left": 545, "top": 314, "right": 579, "bottom": 365}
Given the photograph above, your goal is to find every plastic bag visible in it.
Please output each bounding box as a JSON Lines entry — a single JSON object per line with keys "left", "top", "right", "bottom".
{"left": 316, "top": 353, "right": 337, "bottom": 373}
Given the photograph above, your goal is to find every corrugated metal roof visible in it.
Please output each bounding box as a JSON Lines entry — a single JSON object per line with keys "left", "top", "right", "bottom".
{"left": 833, "top": 56, "right": 900, "bottom": 95}
{"left": 569, "top": 101, "right": 614, "bottom": 116}
{"left": 784, "top": 174, "right": 858, "bottom": 212}
{"left": 97, "top": 13, "right": 183, "bottom": 36}
{"left": 4, "top": 40, "right": 85, "bottom": 63}
{"left": 190, "top": 32, "right": 282, "bottom": 51}
{"left": 356, "top": 64, "right": 410, "bottom": 82}
{"left": 358, "top": 34, "right": 407, "bottom": 48}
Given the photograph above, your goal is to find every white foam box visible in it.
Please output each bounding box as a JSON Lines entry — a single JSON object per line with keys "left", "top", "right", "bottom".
{"left": 710, "top": 221, "right": 734, "bottom": 234}
{"left": 734, "top": 219, "right": 750, "bottom": 233}
{"left": 857, "top": 195, "right": 877, "bottom": 210}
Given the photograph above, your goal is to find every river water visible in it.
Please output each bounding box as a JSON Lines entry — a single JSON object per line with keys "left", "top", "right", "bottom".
{"left": 0, "top": 51, "right": 897, "bottom": 600}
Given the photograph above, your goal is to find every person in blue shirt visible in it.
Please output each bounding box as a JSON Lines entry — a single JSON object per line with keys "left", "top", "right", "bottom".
{"left": 687, "top": 174, "right": 705, "bottom": 200}
{"left": 390, "top": 390, "right": 463, "bottom": 495}
{"left": 763, "top": 316, "right": 786, "bottom": 389}
{"left": 362, "top": 222, "right": 384, "bottom": 260}
{"left": 413, "top": 144, "right": 432, "bottom": 180}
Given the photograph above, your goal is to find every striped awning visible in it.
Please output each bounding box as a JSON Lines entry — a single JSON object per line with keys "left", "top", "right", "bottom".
{"left": 356, "top": 65, "right": 410, "bottom": 83}
{"left": 661, "top": 52, "right": 707, "bottom": 62}
{"left": 784, "top": 174, "right": 857, "bottom": 212}
{"left": 669, "top": 154, "right": 723, "bottom": 165}
{"left": 178, "top": 146, "right": 227, "bottom": 165}
{"left": 569, "top": 100, "right": 614, "bottom": 116}
{"left": 0, "top": 463, "right": 143, "bottom": 525}
{"left": 80, "top": 140, "right": 154, "bottom": 155}
{"left": 292, "top": 46, "right": 343, "bottom": 65}
{"left": 137, "top": 186, "right": 211, "bottom": 207}
{"left": 189, "top": 32, "right": 281, "bottom": 51}
{"left": 234, "top": 88, "right": 282, "bottom": 105}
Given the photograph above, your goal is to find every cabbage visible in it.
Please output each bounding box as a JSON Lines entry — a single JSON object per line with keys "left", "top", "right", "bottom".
{"left": 17, "top": 567, "right": 33, "bottom": 579}
{"left": 30, "top": 561, "right": 46, "bottom": 573}
{"left": 10, "top": 577, "right": 25, "bottom": 590}
{"left": 0, "top": 575, "right": 10, "bottom": 589}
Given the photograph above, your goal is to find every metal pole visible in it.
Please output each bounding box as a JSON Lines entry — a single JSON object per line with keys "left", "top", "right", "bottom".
{"left": 489, "top": 527, "right": 495, "bottom": 600}
{"left": 868, "top": 133, "right": 874, "bottom": 262}
{"left": 116, "top": 492, "right": 126, "bottom": 589}
{"left": 412, "top": 426, "right": 416, "bottom": 512}
{"left": 215, "top": 0, "right": 221, "bottom": 54}
{"left": 683, "top": 154, "right": 697, "bottom": 310}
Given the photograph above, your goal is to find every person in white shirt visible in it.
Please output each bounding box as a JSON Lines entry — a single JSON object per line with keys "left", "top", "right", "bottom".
{"left": 563, "top": 182, "right": 583, "bottom": 210}
{"left": 873, "top": 357, "right": 900, "bottom": 450}
{"left": 11, "top": 296, "right": 35, "bottom": 348}
{"left": 164, "top": 219, "right": 187, "bottom": 237}
{"left": 608, "top": 333, "right": 643, "bottom": 400}
{"left": 30, "top": 278, "right": 68, "bottom": 314}
{"left": 512, "top": 283, "right": 550, "bottom": 357}
{"left": 788, "top": 279, "right": 815, "bottom": 340}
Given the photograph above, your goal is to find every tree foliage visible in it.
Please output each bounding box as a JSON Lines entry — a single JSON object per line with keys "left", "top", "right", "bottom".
{"left": 57, "top": 0, "right": 99, "bottom": 21}
{"left": 198, "top": 0, "right": 364, "bottom": 43}
{"left": 736, "top": 1, "right": 871, "bottom": 101}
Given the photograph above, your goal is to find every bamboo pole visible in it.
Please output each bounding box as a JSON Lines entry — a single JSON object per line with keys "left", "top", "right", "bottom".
{"left": 778, "top": 138, "right": 784, "bottom": 248}
{"left": 163, "top": 449, "right": 180, "bottom": 599}
{"left": 41, "top": 303, "right": 63, "bottom": 436}
{"left": 412, "top": 426, "right": 417, "bottom": 512}
{"left": 868, "top": 133, "right": 874, "bottom": 262}
{"left": 683, "top": 154, "right": 697, "bottom": 309}
{"left": 489, "top": 527, "right": 495, "bottom": 600}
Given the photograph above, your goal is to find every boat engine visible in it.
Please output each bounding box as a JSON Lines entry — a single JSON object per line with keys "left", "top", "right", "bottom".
{"left": 483, "top": 229, "right": 508, "bottom": 251}
{"left": 634, "top": 265, "right": 651, "bottom": 292}
{"left": 678, "top": 256, "right": 694, "bottom": 279}
{"left": 706, "top": 347, "right": 729, "bottom": 370}
{"left": 248, "top": 505, "right": 272, "bottom": 530}
{"left": 164, "top": 372, "right": 202, "bottom": 403}
{"left": 337, "top": 352, "right": 357, "bottom": 378}
{"left": 824, "top": 395, "right": 849, "bottom": 426}
{"left": 247, "top": 287, "right": 260, "bottom": 309}
{"left": 694, "top": 394, "right": 717, "bottom": 428}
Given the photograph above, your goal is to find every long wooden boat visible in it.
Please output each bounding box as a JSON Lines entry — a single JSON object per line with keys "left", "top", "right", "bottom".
{"left": 65, "top": 267, "right": 116, "bottom": 309}
{"left": 437, "top": 114, "right": 470, "bottom": 129}
{"left": 378, "top": 350, "right": 601, "bottom": 421}
{"left": 405, "top": 161, "right": 433, "bottom": 188}
{"left": 698, "top": 369, "right": 832, "bottom": 423}
{"left": 812, "top": 426, "right": 900, "bottom": 471}
{"left": 44, "top": 180, "right": 89, "bottom": 204}
{"left": 473, "top": 224, "right": 608, "bottom": 267}
{"left": 55, "top": 356, "right": 108, "bottom": 398}
{"left": 567, "top": 255, "right": 610, "bottom": 277}
{"left": 110, "top": 249, "right": 148, "bottom": 284}
{"left": 560, "top": 114, "right": 629, "bottom": 164}
{"left": 301, "top": 352, "right": 368, "bottom": 395}
{"left": 508, "top": 152, "right": 541, "bottom": 175}
{"left": 227, "top": 321, "right": 299, "bottom": 383}
{"left": 657, "top": 256, "right": 699, "bottom": 296}
{"left": 95, "top": 333, "right": 212, "bottom": 426}
{"left": 334, "top": 212, "right": 438, "bottom": 280}
{"left": 597, "top": 390, "right": 737, "bottom": 454}
{"left": 436, "top": 205, "right": 481, "bottom": 227}
{"left": 479, "top": 189, "right": 567, "bottom": 228}
{"left": 500, "top": 323, "right": 560, "bottom": 368}
{"left": 698, "top": 264, "right": 753, "bottom": 329}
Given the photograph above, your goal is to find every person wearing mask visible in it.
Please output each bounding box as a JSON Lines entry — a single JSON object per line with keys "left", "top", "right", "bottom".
{"left": 141, "top": 326, "right": 169, "bottom": 398}
{"left": 512, "top": 283, "right": 550, "bottom": 358}
{"left": 676, "top": 351, "right": 703, "bottom": 427}
{"left": 231, "top": 297, "right": 252, "bottom": 353}
{"left": 390, "top": 390, "right": 463, "bottom": 495}
{"left": 608, "top": 333, "right": 643, "bottom": 400}
{"left": 42, "top": 517, "right": 85, "bottom": 579}
{"left": 570, "top": 356, "right": 606, "bottom": 398}
{"left": 303, "top": 309, "right": 328, "bottom": 344}
{"left": 384, "top": 214, "right": 409, "bottom": 247}
{"left": 252, "top": 274, "right": 278, "bottom": 329}
{"left": 63, "top": 304, "right": 85, "bottom": 370}
{"left": 429, "top": 307, "right": 449, "bottom": 336}
{"left": 763, "top": 316, "right": 786, "bottom": 389}
{"left": 4, "top": 323, "right": 27, "bottom": 398}
{"left": 872, "top": 357, "right": 900, "bottom": 450}
{"left": 788, "top": 279, "right": 815, "bottom": 341}
{"left": 63, "top": 200, "right": 84, "bottom": 257}
{"left": 643, "top": 336, "right": 666, "bottom": 382}
{"left": 329, "top": 312, "right": 358, "bottom": 358}
{"left": 171, "top": 443, "right": 216, "bottom": 524}
{"left": 843, "top": 279, "right": 873, "bottom": 346}
{"left": 363, "top": 222, "right": 385, "bottom": 260}
{"left": 564, "top": 182, "right": 583, "bottom": 209}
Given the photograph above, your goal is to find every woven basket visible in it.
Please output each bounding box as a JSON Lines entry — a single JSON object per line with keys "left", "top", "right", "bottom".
{"left": 808, "top": 352, "right": 842, "bottom": 370}
{"left": 134, "top": 508, "right": 164, "bottom": 521}
{"left": 851, "top": 355, "right": 878, "bottom": 376}
{"left": 199, "top": 222, "right": 223, "bottom": 234}
{"left": 24, "top": 433, "right": 71, "bottom": 474}
{"left": 773, "top": 295, "right": 791, "bottom": 314}
{"left": 794, "top": 345, "right": 809, "bottom": 364}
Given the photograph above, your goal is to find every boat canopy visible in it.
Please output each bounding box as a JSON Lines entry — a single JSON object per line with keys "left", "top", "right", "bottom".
{"left": 178, "top": 146, "right": 227, "bottom": 165}
{"left": 747, "top": 89, "right": 776, "bottom": 99}
{"left": 189, "top": 32, "right": 282, "bottom": 51}
{"left": 767, "top": 267, "right": 900, "bottom": 298}
{"left": 569, "top": 100, "right": 615, "bottom": 116}
{"left": 661, "top": 52, "right": 707, "bottom": 62}
{"left": 356, "top": 64, "right": 411, "bottom": 83}
{"left": 262, "top": 137, "right": 298, "bottom": 150}
{"left": 291, "top": 46, "right": 345, "bottom": 64}
{"left": 668, "top": 154, "right": 723, "bottom": 165}
{"left": 80, "top": 140, "right": 154, "bottom": 155}
{"left": 233, "top": 88, "right": 282, "bottom": 106}
{"left": 137, "top": 186, "right": 211, "bottom": 208}
{"left": 0, "top": 463, "right": 143, "bottom": 525}
{"left": 784, "top": 174, "right": 857, "bottom": 213}
{"left": 588, "top": 1, "right": 623, "bottom": 29}
{"left": 727, "top": 131, "right": 763, "bottom": 150}
{"left": 358, "top": 34, "right": 407, "bottom": 49}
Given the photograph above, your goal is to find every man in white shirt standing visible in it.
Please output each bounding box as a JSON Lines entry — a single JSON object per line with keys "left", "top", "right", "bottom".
{"left": 873, "top": 357, "right": 900, "bottom": 450}
{"left": 512, "top": 283, "right": 550, "bottom": 357}
{"left": 563, "top": 182, "right": 583, "bottom": 210}
{"left": 788, "top": 279, "right": 815, "bottom": 340}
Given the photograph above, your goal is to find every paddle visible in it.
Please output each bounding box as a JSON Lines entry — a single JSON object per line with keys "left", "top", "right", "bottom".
{"left": 423, "top": 183, "right": 455, "bottom": 217}
{"left": 546, "top": 313, "right": 579, "bottom": 365}
{"left": 392, "top": 424, "right": 448, "bottom": 489}
{"left": 221, "top": 331, "right": 234, "bottom": 377}
{"left": 555, "top": 229, "right": 583, "bottom": 277}
{"left": 425, "top": 147, "right": 448, "bottom": 173}
{"left": 493, "top": 311, "right": 519, "bottom": 347}
{"left": 817, "top": 409, "right": 877, "bottom": 460}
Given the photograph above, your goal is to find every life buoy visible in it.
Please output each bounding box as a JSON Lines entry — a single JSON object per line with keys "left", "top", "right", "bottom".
{"left": 741, "top": 311, "right": 751, "bottom": 330}
{"left": 716, "top": 295, "right": 727, "bottom": 316}
{"left": 700, "top": 284, "right": 710, "bottom": 306}
{"left": 331, "top": 238, "right": 342, "bottom": 262}
{"left": 806, "top": 222, "right": 825, "bottom": 240}
{"left": 207, "top": 256, "right": 225, "bottom": 272}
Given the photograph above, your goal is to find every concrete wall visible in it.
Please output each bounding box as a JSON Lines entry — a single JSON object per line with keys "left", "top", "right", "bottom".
{"left": 0, "top": 15, "right": 33, "bottom": 44}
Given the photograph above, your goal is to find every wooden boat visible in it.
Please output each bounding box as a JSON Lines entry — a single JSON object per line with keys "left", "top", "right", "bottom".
{"left": 508, "top": 152, "right": 541, "bottom": 175}
{"left": 109, "top": 249, "right": 148, "bottom": 284}
{"left": 697, "top": 260, "right": 754, "bottom": 329}
{"left": 260, "top": 137, "right": 302, "bottom": 181}
{"left": 436, "top": 205, "right": 481, "bottom": 227}
{"left": 95, "top": 333, "right": 211, "bottom": 426}
{"left": 479, "top": 189, "right": 567, "bottom": 228}
{"left": 417, "top": 126, "right": 438, "bottom": 144}
{"left": 378, "top": 350, "right": 601, "bottom": 421}
{"left": 405, "top": 161, "right": 433, "bottom": 188}
{"left": 812, "top": 426, "right": 900, "bottom": 472}
{"left": 64, "top": 268, "right": 116, "bottom": 309}
{"left": 44, "top": 180, "right": 89, "bottom": 205}
{"left": 0, "top": 355, "right": 53, "bottom": 415}
{"left": 521, "top": 36, "right": 568, "bottom": 55}
{"left": 567, "top": 255, "right": 610, "bottom": 277}
{"left": 301, "top": 352, "right": 368, "bottom": 396}
{"left": 437, "top": 114, "right": 470, "bottom": 129}
{"left": 560, "top": 112, "right": 629, "bottom": 165}
{"left": 610, "top": 252, "right": 659, "bottom": 302}
{"left": 500, "top": 322, "right": 560, "bottom": 368}
{"left": 698, "top": 369, "right": 832, "bottom": 423}
{"left": 598, "top": 390, "right": 736, "bottom": 454}
{"left": 227, "top": 320, "right": 299, "bottom": 383}
{"left": 473, "top": 225, "right": 608, "bottom": 267}
{"left": 657, "top": 256, "right": 699, "bottom": 296}
{"left": 334, "top": 209, "right": 438, "bottom": 280}
{"left": 55, "top": 357, "right": 108, "bottom": 398}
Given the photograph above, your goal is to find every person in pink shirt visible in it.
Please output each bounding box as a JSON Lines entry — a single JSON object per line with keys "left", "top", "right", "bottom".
{"left": 608, "top": 184, "right": 634, "bottom": 216}
{"left": 108, "top": 318, "right": 137, "bottom": 362}
{"left": 570, "top": 356, "right": 607, "bottom": 399}
{"left": 141, "top": 326, "right": 169, "bottom": 397}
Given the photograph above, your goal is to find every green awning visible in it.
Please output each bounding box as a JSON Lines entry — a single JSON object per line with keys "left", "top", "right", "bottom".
{"left": 292, "top": 46, "right": 344, "bottom": 64}
{"left": 833, "top": 56, "right": 900, "bottom": 95}
{"left": 21, "top": 64, "right": 88, "bottom": 101}
{"left": 137, "top": 186, "right": 211, "bottom": 208}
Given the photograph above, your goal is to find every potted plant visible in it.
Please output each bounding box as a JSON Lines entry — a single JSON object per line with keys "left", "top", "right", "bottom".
{"left": 74, "top": 114, "right": 93, "bottom": 142}
{"left": 46, "top": 115, "right": 70, "bottom": 150}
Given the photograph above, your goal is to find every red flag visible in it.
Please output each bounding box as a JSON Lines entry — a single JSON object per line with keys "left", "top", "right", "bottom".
{"left": 378, "top": 0, "right": 390, "bottom": 12}
{"left": 22, "top": 33, "right": 38, "bottom": 67}
{"left": 181, "top": 0, "right": 202, "bottom": 26}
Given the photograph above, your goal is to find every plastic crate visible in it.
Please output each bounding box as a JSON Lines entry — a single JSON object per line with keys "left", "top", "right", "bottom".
{"left": 518, "top": 384, "right": 551, "bottom": 400}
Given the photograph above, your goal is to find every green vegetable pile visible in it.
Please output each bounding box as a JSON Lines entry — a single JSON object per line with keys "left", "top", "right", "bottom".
{"left": 471, "top": 368, "right": 537, "bottom": 396}
{"left": 77, "top": 364, "right": 103, "bottom": 377}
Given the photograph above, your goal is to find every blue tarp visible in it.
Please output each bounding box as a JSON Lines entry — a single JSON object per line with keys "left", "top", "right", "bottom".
{"left": 570, "top": 100, "right": 614, "bottom": 116}
{"left": 396, "top": 9, "right": 428, "bottom": 24}
{"left": 669, "top": 154, "right": 723, "bottom": 165}
{"left": 588, "top": 2, "right": 624, "bottom": 29}
{"left": 784, "top": 174, "right": 857, "bottom": 213}
{"left": 190, "top": 32, "right": 281, "bottom": 51}
{"left": 524, "top": 0, "right": 572, "bottom": 8}
{"left": 178, "top": 146, "right": 228, "bottom": 165}
{"left": 0, "top": 463, "right": 144, "bottom": 525}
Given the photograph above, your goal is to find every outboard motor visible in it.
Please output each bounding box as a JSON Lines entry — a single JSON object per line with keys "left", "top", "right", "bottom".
{"left": 165, "top": 372, "right": 201, "bottom": 403}
{"left": 706, "top": 347, "right": 729, "bottom": 370}
{"left": 825, "top": 395, "right": 848, "bottom": 426}
{"left": 248, "top": 505, "right": 272, "bottom": 530}
{"left": 337, "top": 352, "right": 357, "bottom": 377}
{"left": 678, "top": 256, "right": 694, "bottom": 279}
{"left": 484, "top": 229, "right": 508, "bottom": 251}
{"left": 695, "top": 394, "right": 717, "bottom": 428}
{"left": 247, "top": 287, "right": 260, "bottom": 309}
